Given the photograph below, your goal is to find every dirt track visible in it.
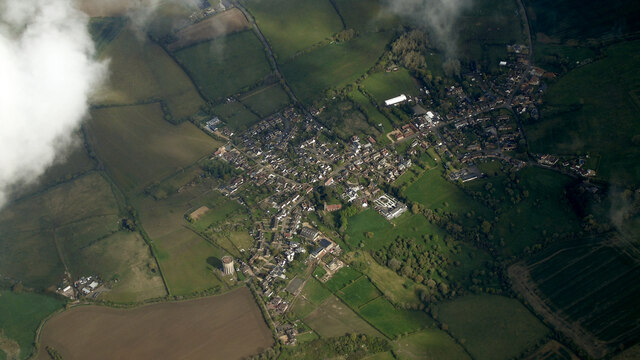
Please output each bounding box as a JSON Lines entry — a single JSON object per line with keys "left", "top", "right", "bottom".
{"left": 37, "top": 287, "right": 273, "bottom": 360}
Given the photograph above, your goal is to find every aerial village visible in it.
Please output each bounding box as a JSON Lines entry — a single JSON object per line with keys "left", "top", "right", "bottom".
{"left": 54, "top": 40, "right": 594, "bottom": 344}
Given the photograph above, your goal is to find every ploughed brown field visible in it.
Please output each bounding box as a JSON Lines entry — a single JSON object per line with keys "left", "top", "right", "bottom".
{"left": 37, "top": 287, "right": 273, "bottom": 360}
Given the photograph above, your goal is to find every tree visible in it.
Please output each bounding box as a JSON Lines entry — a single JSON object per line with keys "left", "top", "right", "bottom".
{"left": 481, "top": 220, "right": 492, "bottom": 234}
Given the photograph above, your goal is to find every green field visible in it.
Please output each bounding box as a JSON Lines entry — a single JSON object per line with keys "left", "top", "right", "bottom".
{"left": 458, "top": 0, "right": 526, "bottom": 72}
{"left": 303, "top": 295, "right": 382, "bottom": 338}
{"left": 395, "top": 329, "right": 470, "bottom": 360}
{"left": 212, "top": 101, "right": 261, "bottom": 132}
{"left": 337, "top": 277, "right": 381, "bottom": 309}
{"left": 526, "top": 236, "right": 640, "bottom": 349}
{"left": 527, "top": 0, "right": 640, "bottom": 41}
{"left": 404, "top": 168, "right": 490, "bottom": 218}
{"left": 437, "top": 295, "right": 550, "bottom": 360}
{"left": 0, "top": 173, "right": 120, "bottom": 289}
{"left": 69, "top": 232, "right": 166, "bottom": 303}
{"left": 346, "top": 210, "right": 447, "bottom": 251}
{"left": 0, "top": 291, "right": 64, "bottom": 360}
{"left": 174, "top": 31, "right": 272, "bottom": 101}
{"left": 358, "top": 252, "right": 421, "bottom": 306}
{"left": 465, "top": 167, "right": 581, "bottom": 255}
{"left": 349, "top": 90, "right": 393, "bottom": 140}
{"left": 361, "top": 70, "right": 420, "bottom": 104}
{"left": 136, "top": 188, "right": 228, "bottom": 296}
{"left": 325, "top": 267, "right": 362, "bottom": 292}
{"left": 524, "top": 41, "right": 640, "bottom": 185}
{"left": 243, "top": 0, "right": 343, "bottom": 60}
{"left": 190, "top": 192, "right": 245, "bottom": 232}
{"left": 86, "top": 103, "right": 220, "bottom": 193}
{"left": 333, "top": 0, "right": 400, "bottom": 32}
{"left": 302, "top": 278, "right": 332, "bottom": 305}
{"left": 359, "top": 297, "right": 433, "bottom": 338}
{"left": 95, "top": 28, "right": 204, "bottom": 119}
{"left": 281, "top": 32, "right": 393, "bottom": 104}
{"left": 240, "top": 84, "right": 291, "bottom": 118}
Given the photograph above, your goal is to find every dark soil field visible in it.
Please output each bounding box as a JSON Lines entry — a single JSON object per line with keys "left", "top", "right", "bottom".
{"left": 36, "top": 287, "right": 273, "bottom": 360}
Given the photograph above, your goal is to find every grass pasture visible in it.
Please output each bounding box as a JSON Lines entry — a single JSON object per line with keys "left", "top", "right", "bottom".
{"left": 349, "top": 90, "right": 393, "bottom": 140}
{"left": 87, "top": 103, "right": 219, "bottom": 193}
{"left": 404, "top": 167, "right": 490, "bottom": 218}
{"left": 302, "top": 278, "right": 332, "bottom": 305}
{"left": 334, "top": 0, "right": 400, "bottom": 32}
{"left": 303, "top": 295, "right": 381, "bottom": 338}
{"left": 281, "top": 32, "right": 393, "bottom": 104}
{"left": 395, "top": 329, "right": 470, "bottom": 360}
{"left": 0, "top": 291, "right": 64, "bottom": 360}
{"left": 167, "top": 8, "right": 250, "bottom": 51}
{"left": 212, "top": 101, "right": 261, "bottom": 132}
{"left": 70, "top": 232, "right": 166, "bottom": 303}
{"left": 527, "top": 0, "right": 640, "bottom": 42}
{"left": 358, "top": 252, "right": 421, "bottom": 306}
{"left": 525, "top": 41, "right": 640, "bottom": 185}
{"left": 359, "top": 297, "right": 433, "bottom": 338}
{"left": 337, "top": 277, "right": 381, "bottom": 309}
{"left": 174, "top": 30, "right": 272, "bottom": 101}
{"left": 465, "top": 167, "right": 581, "bottom": 255}
{"left": 437, "top": 295, "right": 550, "bottom": 360}
{"left": 324, "top": 267, "right": 362, "bottom": 292}
{"left": 96, "top": 28, "right": 204, "bottom": 119}
{"left": 345, "top": 210, "right": 447, "bottom": 251}
{"left": 136, "top": 188, "right": 229, "bottom": 296}
{"left": 0, "top": 173, "right": 120, "bottom": 289}
{"left": 240, "top": 84, "right": 291, "bottom": 118}
{"left": 361, "top": 70, "right": 420, "bottom": 104}
{"left": 37, "top": 287, "right": 273, "bottom": 360}
{"left": 242, "top": 0, "right": 343, "bottom": 60}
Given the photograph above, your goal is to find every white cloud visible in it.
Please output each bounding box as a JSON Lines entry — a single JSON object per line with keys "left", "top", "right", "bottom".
{"left": 0, "top": 0, "right": 106, "bottom": 206}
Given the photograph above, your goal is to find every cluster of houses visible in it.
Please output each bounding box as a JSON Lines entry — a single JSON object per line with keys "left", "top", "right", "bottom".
{"left": 58, "top": 275, "right": 102, "bottom": 299}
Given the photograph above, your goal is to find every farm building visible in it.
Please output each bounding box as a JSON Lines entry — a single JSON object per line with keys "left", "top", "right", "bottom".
{"left": 384, "top": 94, "right": 407, "bottom": 106}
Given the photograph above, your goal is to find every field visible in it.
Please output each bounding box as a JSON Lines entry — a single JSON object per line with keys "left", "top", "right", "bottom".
{"left": 95, "top": 28, "right": 204, "bottom": 119}
{"left": 281, "top": 32, "right": 393, "bottom": 104}
{"left": 242, "top": 0, "right": 343, "bottom": 60}
{"left": 212, "top": 101, "right": 261, "bottom": 132}
{"left": 136, "top": 188, "right": 229, "bottom": 296}
{"left": 70, "top": 232, "right": 166, "bottom": 303}
{"left": 457, "top": 0, "right": 526, "bottom": 72}
{"left": 361, "top": 70, "right": 420, "bottom": 104}
{"left": 394, "top": 329, "right": 470, "bottom": 360}
{"left": 302, "top": 295, "right": 381, "bottom": 338}
{"left": 358, "top": 252, "right": 421, "bottom": 306}
{"left": 174, "top": 30, "right": 272, "bottom": 101}
{"left": 337, "top": 277, "right": 381, "bottom": 309}
{"left": 349, "top": 90, "right": 393, "bottom": 141}
{"left": 167, "top": 8, "right": 250, "bottom": 51}
{"left": 359, "top": 297, "right": 434, "bottom": 338}
{"left": 404, "top": 167, "right": 490, "bottom": 218}
{"left": 36, "top": 287, "right": 273, "bottom": 360}
{"left": 510, "top": 235, "right": 640, "bottom": 357}
{"left": 524, "top": 41, "right": 640, "bottom": 185}
{"left": 0, "top": 173, "right": 120, "bottom": 289}
{"left": 465, "top": 167, "right": 582, "bottom": 255}
{"left": 240, "top": 84, "right": 291, "bottom": 118}
{"left": 0, "top": 291, "right": 64, "bottom": 360}
{"left": 324, "top": 267, "right": 362, "bottom": 292}
{"left": 345, "top": 210, "right": 447, "bottom": 251}
{"left": 300, "top": 278, "right": 331, "bottom": 305}
{"left": 333, "top": 0, "right": 400, "bottom": 32}
{"left": 437, "top": 295, "right": 550, "bottom": 360}
{"left": 86, "top": 103, "right": 220, "bottom": 193}
{"left": 526, "top": 0, "right": 640, "bottom": 42}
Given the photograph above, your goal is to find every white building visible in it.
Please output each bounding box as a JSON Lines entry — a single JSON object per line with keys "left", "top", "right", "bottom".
{"left": 384, "top": 94, "right": 407, "bottom": 106}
